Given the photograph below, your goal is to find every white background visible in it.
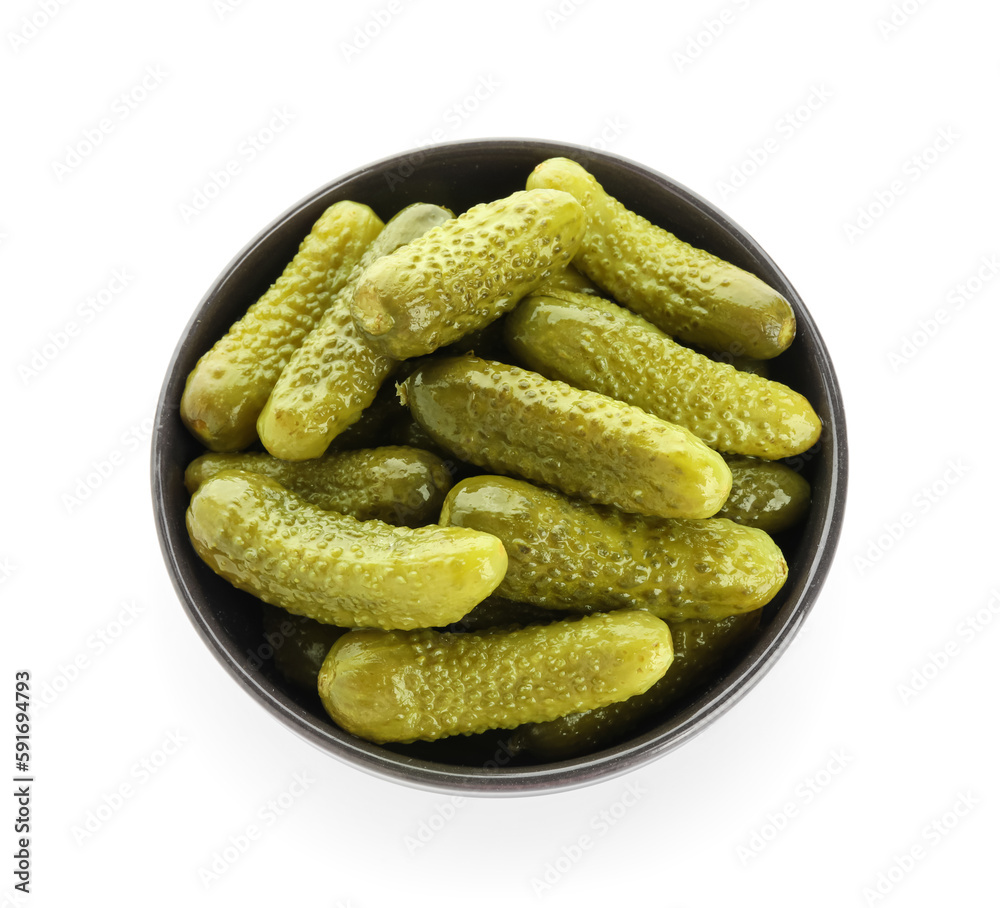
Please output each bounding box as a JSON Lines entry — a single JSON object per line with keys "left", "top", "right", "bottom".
{"left": 3, "top": 0, "right": 998, "bottom": 906}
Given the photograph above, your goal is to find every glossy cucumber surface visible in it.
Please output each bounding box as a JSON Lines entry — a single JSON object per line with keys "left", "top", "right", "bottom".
{"left": 402, "top": 356, "right": 732, "bottom": 519}
{"left": 351, "top": 189, "right": 587, "bottom": 359}
{"left": 318, "top": 610, "right": 673, "bottom": 743}
{"left": 526, "top": 157, "right": 795, "bottom": 359}
{"left": 506, "top": 290, "right": 821, "bottom": 459}
{"left": 186, "top": 470, "right": 507, "bottom": 630}
{"left": 440, "top": 475, "right": 787, "bottom": 620}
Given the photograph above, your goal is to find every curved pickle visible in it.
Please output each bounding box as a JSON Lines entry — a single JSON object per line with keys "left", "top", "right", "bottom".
{"left": 318, "top": 610, "right": 674, "bottom": 744}
{"left": 439, "top": 475, "right": 787, "bottom": 620}
{"left": 401, "top": 356, "right": 732, "bottom": 520}
{"left": 351, "top": 188, "right": 587, "bottom": 359}
{"left": 506, "top": 290, "right": 821, "bottom": 459}
{"left": 185, "top": 470, "right": 507, "bottom": 630}
{"left": 526, "top": 157, "right": 796, "bottom": 359}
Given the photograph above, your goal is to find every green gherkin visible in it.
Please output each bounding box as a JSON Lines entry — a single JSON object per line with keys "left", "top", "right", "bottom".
{"left": 512, "top": 612, "right": 761, "bottom": 760}
{"left": 401, "top": 356, "right": 732, "bottom": 520}
{"left": 257, "top": 204, "right": 453, "bottom": 461}
{"left": 439, "top": 475, "right": 787, "bottom": 620}
{"left": 505, "top": 290, "right": 821, "bottom": 459}
{"left": 350, "top": 188, "right": 587, "bottom": 359}
{"left": 318, "top": 610, "right": 674, "bottom": 744}
{"left": 181, "top": 200, "right": 384, "bottom": 452}
{"left": 185, "top": 470, "right": 507, "bottom": 630}
{"left": 184, "top": 445, "right": 454, "bottom": 528}
{"left": 717, "top": 456, "right": 812, "bottom": 533}
{"left": 526, "top": 157, "right": 796, "bottom": 359}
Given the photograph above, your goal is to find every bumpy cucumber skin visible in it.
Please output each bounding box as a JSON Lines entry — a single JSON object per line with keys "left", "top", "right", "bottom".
{"left": 506, "top": 291, "right": 821, "bottom": 459}
{"left": 180, "top": 201, "right": 384, "bottom": 452}
{"left": 185, "top": 470, "right": 507, "bottom": 630}
{"left": 512, "top": 612, "right": 761, "bottom": 760}
{"left": 184, "top": 445, "right": 453, "bottom": 528}
{"left": 718, "top": 456, "right": 812, "bottom": 533}
{"left": 402, "top": 356, "right": 732, "bottom": 520}
{"left": 439, "top": 475, "right": 787, "bottom": 620}
{"left": 533, "top": 262, "right": 601, "bottom": 296}
{"left": 350, "top": 189, "right": 587, "bottom": 359}
{"left": 257, "top": 204, "right": 453, "bottom": 461}
{"left": 526, "top": 157, "right": 795, "bottom": 359}
{"left": 317, "top": 610, "right": 674, "bottom": 744}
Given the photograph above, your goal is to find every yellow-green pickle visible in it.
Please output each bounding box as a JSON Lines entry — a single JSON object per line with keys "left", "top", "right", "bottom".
{"left": 401, "top": 356, "right": 732, "bottom": 520}
{"left": 184, "top": 445, "right": 453, "bottom": 528}
{"left": 526, "top": 157, "right": 796, "bottom": 359}
{"left": 185, "top": 470, "right": 507, "bottom": 630}
{"left": 350, "top": 188, "right": 587, "bottom": 359}
{"left": 505, "top": 290, "right": 821, "bottom": 459}
{"left": 317, "top": 610, "right": 674, "bottom": 744}
{"left": 180, "top": 200, "right": 384, "bottom": 451}
{"left": 440, "top": 475, "right": 787, "bottom": 620}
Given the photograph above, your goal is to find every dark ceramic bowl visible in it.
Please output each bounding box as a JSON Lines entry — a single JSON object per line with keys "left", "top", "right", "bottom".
{"left": 151, "top": 138, "right": 847, "bottom": 796}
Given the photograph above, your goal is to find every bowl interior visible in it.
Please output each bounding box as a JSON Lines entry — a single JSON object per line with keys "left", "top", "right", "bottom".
{"left": 151, "top": 138, "right": 847, "bottom": 796}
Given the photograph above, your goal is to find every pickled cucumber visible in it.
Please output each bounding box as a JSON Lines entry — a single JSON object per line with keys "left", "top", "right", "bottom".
{"left": 350, "top": 189, "right": 587, "bottom": 359}
{"left": 184, "top": 445, "right": 453, "bottom": 528}
{"left": 439, "top": 475, "right": 787, "bottom": 620}
{"left": 181, "top": 201, "right": 384, "bottom": 451}
{"left": 185, "top": 470, "right": 507, "bottom": 630}
{"left": 526, "top": 157, "right": 796, "bottom": 359}
{"left": 512, "top": 612, "right": 761, "bottom": 760}
{"left": 717, "top": 456, "right": 811, "bottom": 533}
{"left": 505, "top": 291, "right": 821, "bottom": 459}
{"left": 317, "top": 610, "right": 673, "bottom": 743}
{"left": 400, "top": 356, "right": 732, "bottom": 520}
{"left": 257, "top": 204, "right": 453, "bottom": 461}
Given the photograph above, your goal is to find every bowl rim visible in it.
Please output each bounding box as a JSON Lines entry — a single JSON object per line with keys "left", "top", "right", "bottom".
{"left": 151, "top": 136, "right": 848, "bottom": 797}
